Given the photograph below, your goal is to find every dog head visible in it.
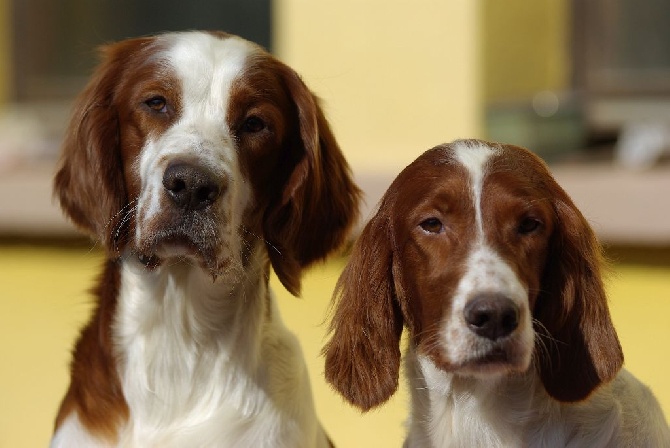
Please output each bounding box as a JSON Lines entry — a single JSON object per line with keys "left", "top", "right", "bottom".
{"left": 324, "top": 139, "right": 622, "bottom": 410}
{"left": 54, "top": 31, "right": 360, "bottom": 294}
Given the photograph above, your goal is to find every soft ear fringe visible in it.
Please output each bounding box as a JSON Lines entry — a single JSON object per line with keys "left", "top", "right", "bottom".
{"left": 535, "top": 198, "right": 623, "bottom": 402}
{"left": 264, "top": 65, "right": 361, "bottom": 296}
{"left": 323, "top": 209, "right": 403, "bottom": 411}
{"left": 53, "top": 76, "right": 125, "bottom": 247}
{"left": 53, "top": 40, "right": 156, "bottom": 251}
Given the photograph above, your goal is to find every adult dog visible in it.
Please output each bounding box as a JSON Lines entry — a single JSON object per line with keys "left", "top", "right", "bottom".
{"left": 325, "top": 139, "right": 668, "bottom": 447}
{"left": 52, "top": 31, "right": 359, "bottom": 447}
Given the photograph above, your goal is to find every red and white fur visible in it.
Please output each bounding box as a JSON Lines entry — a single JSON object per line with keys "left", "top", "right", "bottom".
{"left": 51, "top": 31, "right": 360, "bottom": 447}
{"left": 324, "top": 140, "right": 668, "bottom": 447}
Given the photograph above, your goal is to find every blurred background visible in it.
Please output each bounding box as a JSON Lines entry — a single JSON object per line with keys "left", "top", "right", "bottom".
{"left": 0, "top": 0, "right": 668, "bottom": 446}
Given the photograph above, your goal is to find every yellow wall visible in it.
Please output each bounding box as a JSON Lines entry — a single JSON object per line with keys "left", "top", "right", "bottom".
{"left": 482, "top": 0, "right": 570, "bottom": 102}
{"left": 274, "top": 0, "right": 482, "bottom": 174}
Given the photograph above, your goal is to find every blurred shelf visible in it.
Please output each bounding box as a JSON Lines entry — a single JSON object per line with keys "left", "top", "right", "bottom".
{"left": 0, "top": 162, "right": 76, "bottom": 237}
{"left": 354, "top": 164, "right": 670, "bottom": 247}
{"left": 550, "top": 164, "right": 670, "bottom": 246}
{"left": 1, "top": 161, "right": 669, "bottom": 246}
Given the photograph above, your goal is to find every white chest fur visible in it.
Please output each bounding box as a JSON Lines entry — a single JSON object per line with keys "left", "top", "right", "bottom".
{"left": 405, "top": 349, "right": 668, "bottom": 448}
{"left": 109, "top": 258, "right": 322, "bottom": 447}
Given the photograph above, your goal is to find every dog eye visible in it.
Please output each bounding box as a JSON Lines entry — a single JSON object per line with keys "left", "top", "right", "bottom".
{"left": 145, "top": 96, "right": 168, "bottom": 113}
{"left": 420, "top": 217, "right": 443, "bottom": 234}
{"left": 518, "top": 217, "right": 541, "bottom": 234}
{"left": 242, "top": 116, "right": 266, "bottom": 133}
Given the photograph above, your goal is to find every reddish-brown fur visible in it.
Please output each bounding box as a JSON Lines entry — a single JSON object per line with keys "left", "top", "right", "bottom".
{"left": 53, "top": 33, "right": 360, "bottom": 439}
{"left": 324, "top": 140, "right": 623, "bottom": 411}
{"left": 53, "top": 261, "right": 129, "bottom": 442}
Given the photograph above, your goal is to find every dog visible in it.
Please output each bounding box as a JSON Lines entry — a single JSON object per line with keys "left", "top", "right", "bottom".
{"left": 324, "top": 139, "right": 668, "bottom": 446}
{"left": 51, "top": 31, "right": 360, "bottom": 447}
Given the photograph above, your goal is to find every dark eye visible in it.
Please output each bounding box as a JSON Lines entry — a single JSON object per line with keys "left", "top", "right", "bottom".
{"left": 420, "top": 217, "right": 443, "bottom": 234}
{"left": 242, "top": 116, "right": 266, "bottom": 133}
{"left": 145, "top": 96, "right": 167, "bottom": 113}
{"left": 518, "top": 217, "right": 542, "bottom": 235}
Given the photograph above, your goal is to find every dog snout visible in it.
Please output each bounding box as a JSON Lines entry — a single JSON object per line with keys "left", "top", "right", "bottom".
{"left": 162, "top": 162, "right": 224, "bottom": 211}
{"left": 464, "top": 294, "right": 520, "bottom": 341}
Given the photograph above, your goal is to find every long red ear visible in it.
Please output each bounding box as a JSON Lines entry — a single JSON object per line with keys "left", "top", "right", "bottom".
{"left": 323, "top": 200, "right": 403, "bottom": 412}
{"left": 53, "top": 38, "right": 153, "bottom": 252}
{"left": 535, "top": 196, "right": 623, "bottom": 402}
{"left": 263, "top": 65, "right": 361, "bottom": 295}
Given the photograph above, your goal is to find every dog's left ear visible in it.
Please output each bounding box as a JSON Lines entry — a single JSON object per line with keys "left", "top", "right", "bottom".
{"left": 263, "top": 64, "right": 361, "bottom": 296}
{"left": 535, "top": 192, "right": 623, "bottom": 402}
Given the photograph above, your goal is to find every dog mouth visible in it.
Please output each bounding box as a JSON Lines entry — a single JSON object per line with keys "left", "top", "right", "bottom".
{"left": 472, "top": 348, "right": 510, "bottom": 365}
{"left": 450, "top": 343, "right": 531, "bottom": 376}
{"left": 135, "top": 218, "right": 220, "bottom": 275}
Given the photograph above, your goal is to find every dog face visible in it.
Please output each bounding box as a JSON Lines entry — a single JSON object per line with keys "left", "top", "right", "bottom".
{"left": 324, "top": 139, "right": 622, "bottom": 411}
{"left": 54, "top": 31, "right": 360, "bottom": 293}
{"left": 390, "top": 144, "right": 555, "bottom": 377}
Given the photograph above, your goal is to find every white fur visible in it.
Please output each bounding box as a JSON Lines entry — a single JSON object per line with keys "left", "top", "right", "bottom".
{"left": 52, "top": 414, "right": 113, "bottom": 448}
{"left": 111, "top": 254, "right": 325, "bottom": 447}
{"left": 52, "top": 32, "right": 329, "bottom": 448}
{"left": 406, "top": 351, "right": 669, "bottom": 447}
{"left": 452, "top": 139, "right": 498, "bottom": 237}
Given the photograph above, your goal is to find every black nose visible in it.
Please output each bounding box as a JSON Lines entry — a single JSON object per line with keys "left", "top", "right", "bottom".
{"left": 162, "top": 162, "right": 222, "bottom": 211}
{"left": 464, "top": 294, "right": 520, "bottom": 340}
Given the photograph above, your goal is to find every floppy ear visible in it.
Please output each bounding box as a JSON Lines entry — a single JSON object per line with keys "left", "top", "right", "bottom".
{"left": 263, "top": 65, "right": 361, "bottom": 295}
{"left": 53, "top": 39, "right": 147, "bottom": 252}
{"left": 323, "top": 201, "right": 404, "bottom": 411}
{"left": 534, "top": 195, "right": 623, "bottom": 402}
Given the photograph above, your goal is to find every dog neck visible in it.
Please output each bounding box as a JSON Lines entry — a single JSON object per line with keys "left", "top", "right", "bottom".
{"left": 403, "top": 345, "right": 628, "bottom": 448}
{"left": 404, "top": 345, "right": 539, "bottom": 447}
{"left": 114, "top": 246, "right": 273, "bottom": 430}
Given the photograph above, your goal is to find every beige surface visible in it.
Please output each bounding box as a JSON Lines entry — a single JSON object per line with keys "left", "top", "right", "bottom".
{"left": 3, "top": 161, "right": 670, "bottom": 246}
{"left": 0, "top": 245, "right": 668, "bottom": 448}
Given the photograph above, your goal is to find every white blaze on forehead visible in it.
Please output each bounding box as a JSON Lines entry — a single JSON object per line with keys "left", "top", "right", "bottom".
{"left": 451, "top": 140, "right": 499, "bottom": 239}
{"left": 165, "top": 32, "right": 254, "bottom": 121}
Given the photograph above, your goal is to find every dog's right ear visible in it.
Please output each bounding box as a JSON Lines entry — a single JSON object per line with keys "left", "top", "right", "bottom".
{"left": 53, "top": 37, "right": 155, "bottom": 251}
{"left": 323, "top": 197, "right": 403, "bottom": 412}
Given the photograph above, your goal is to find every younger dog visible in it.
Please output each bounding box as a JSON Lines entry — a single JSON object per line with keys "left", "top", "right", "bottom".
{"left": 325, "top": 139, "right": 668, "bottom": 447}
{"left": 52, "top": 31, "right": 360, "bottom": 447}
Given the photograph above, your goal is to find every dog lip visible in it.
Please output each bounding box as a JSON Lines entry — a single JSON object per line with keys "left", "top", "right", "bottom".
{"left": 155, "top": 235, "right": 211, "bottom": 260}
{"left": 473, "top": 348, "right": 509, "bottom": 364}
{"left": 138, "top": 230, "right": 217, "bottom": 269}
{"left": 457, "top": 345, "right": 531, "bottom": 375}
{"left": 448, "top": 346, "right": 512, "bottom": 369}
